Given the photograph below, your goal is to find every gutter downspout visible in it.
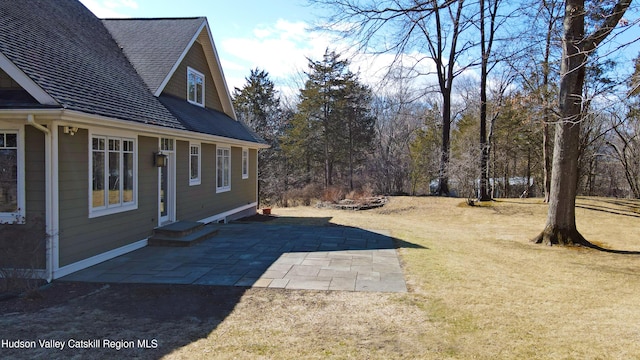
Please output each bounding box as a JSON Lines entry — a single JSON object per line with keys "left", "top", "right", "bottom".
{"left": 27, "top": 114, "right": 53, "bottom": 283}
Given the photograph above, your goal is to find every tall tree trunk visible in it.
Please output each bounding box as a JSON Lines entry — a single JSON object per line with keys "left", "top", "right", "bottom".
{"left": 439, "top": 94, "right": 451, "bottom": 195}
{"left": 478, "top": 0, "right": 498, "bottom": 201}
{"left": 479, "top": 0, "right": 490, "bottom": 201}
{"left": 534, "top": 0, "right": 630, "bottom": 246}
{"left": 542, "top": 120, "right": 552, "bottom": 202}
{"left": 541, "top": 0, "right": 557, "bottom": 203}
{"left": 535, "top": 0, "right": 587, "bottom": 245}
{"left": 488, "top": 113, "right": 497, "bottom": 198}
{"left": 525, "top": 148, "right": 531, "bottom": 197}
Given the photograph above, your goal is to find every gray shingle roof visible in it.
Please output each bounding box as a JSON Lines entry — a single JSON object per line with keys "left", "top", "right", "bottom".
{"left": 102, "top": 18, "right": 205, "bottom": 94}
{"left": 0, "top": 0, "right": 263, "bottom": 145}
{"left": 159, "top": 95, "right": 265, "bottom": 144}
{"left": 0, "top": 0, "right": 184, "bottom": 129}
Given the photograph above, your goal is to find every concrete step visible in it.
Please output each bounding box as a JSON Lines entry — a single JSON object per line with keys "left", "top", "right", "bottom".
{"left": 152, "top": 221, "right": 204, "bottom": 238}
{"left": 148, "top": 222, "right": 218, "bottom": 247}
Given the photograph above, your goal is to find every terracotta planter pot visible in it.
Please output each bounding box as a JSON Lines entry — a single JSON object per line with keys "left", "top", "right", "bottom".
{"left": 262, "top": 208, "right": 271, "bottom": 215}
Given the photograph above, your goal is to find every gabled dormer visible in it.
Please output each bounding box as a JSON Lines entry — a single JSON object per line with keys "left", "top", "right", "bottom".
{"left": 103, "top": 17, "right": 236, "bottom": 119}
{"left": 0, "top": 53, "right": 58, "bottom": 108}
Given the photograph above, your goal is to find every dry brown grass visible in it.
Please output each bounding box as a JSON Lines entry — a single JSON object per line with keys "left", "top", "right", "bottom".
{"left": 165, "top": 196, "right": 640, "bottom": 359}
{"left": 2, "top": 196, "right": 639, "bottom": 359}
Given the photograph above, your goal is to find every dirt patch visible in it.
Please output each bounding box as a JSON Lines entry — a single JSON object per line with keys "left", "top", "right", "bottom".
{"left": 0, "top": 281, "right": 105, "bottom": 314}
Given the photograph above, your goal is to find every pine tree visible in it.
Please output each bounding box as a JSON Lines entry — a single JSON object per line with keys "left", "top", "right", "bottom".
{"left": 284, "top": 49, "right": 375, "bottom": 190}
{"left": 232, "top": 69, "right": 284, "bottom": 205}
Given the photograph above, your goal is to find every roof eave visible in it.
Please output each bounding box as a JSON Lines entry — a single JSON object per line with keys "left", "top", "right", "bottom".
{"left": 59, "top": 109, "right": 269, "bottom": 148}
{"left": 199, "top": 21, "right": 237, "bottom": 120}
{"left": 0, "top": 52, "right": 59, "bottom": 106}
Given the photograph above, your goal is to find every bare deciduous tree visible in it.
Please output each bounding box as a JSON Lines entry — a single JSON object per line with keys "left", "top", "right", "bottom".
{"left": 533, "top": 0, "right": 632, "bottom": 246}
{"left": 311, "top": 0, "right": 478, "bottom": 195}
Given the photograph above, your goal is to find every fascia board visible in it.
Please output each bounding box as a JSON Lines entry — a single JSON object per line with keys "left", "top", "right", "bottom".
{"left": 59, "top": 109, "right": 270, "bottom": 149}
{"left": 0, "top": 52, "right": 59, "bottom": 106}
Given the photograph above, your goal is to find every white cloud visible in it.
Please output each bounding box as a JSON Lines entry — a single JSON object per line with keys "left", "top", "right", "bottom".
{"left": 253, "top": 28, "right": 272, "bottom": 39}
{"left": 219, "top": 19, "right": 339, "bottom": 96}
{"left": 218, "top": 18, "right": 445, "bottom": 101}
{"left": 79, "top": 0, "right": 137, "bottom": 18}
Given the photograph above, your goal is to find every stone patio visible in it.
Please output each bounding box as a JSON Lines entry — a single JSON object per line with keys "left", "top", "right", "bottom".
{"left": 61, "top": 223, "right": 407, "bottom": 292}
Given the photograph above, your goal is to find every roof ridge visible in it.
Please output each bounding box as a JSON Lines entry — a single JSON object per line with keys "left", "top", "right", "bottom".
{"left": 101, "top": 17, "right": 204, "bottom": 21}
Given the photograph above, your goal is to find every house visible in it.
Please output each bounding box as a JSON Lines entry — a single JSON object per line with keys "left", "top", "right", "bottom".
{"left": 0, "top": 0, "right": 267, "bottom": 281}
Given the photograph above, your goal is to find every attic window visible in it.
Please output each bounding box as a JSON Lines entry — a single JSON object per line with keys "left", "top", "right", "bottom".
{"left": 187, "top": 67, "right": 205, "bottom": 107}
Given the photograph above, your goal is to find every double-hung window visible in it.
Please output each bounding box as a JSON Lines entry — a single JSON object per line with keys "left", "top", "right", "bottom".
{"left": 187, "top": 67, "right": 205, "bottom": 107}
{"left": 216, "top": 146, "right": 230, "bottom": 192}
{"left": 91, "top": 135, "right": 136, "bottom": 217}
{"left": 0, "top": 130, "right": 24, "bottom": 223}
{"left": 189, "top": 143, "right": 201, "bottom": 185}
{"left": 242, "top": 148, "right": 249, "bottom": 179}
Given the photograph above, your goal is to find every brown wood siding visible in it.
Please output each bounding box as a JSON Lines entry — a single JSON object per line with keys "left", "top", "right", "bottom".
{"left": 207, "top": 146, "right": 257, "bottom": 214}
{"left": 58, "top": 130, "right": 158, "bottom": 267}
{"left": 0, "top": 125, "right": 47, "bottom": 269}
{"left": 25, "top": 126, "right": 46, "bottom": 222}
{"left": 0, "top": 68, "right": 20, "bottom": 88}
{"left": 161, "top": 41, "right": 223, "bottom": 111}
{"left": 175, "top": 143, "right": 257, "bottom": 221}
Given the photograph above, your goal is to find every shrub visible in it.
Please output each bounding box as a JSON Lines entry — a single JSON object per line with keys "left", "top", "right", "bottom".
{"left": 281, "top": 183, "right": 324, "bottom": 207}
{"left": 0, "top": 218, "right": 47, "bottom": 295}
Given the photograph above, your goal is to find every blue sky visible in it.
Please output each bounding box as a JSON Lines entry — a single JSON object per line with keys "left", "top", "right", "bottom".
{"left": 80, "top": 0, "right": 640, "bottom": 103}
{"left": 80, "top": 0, "right": 342, "bottom": 97}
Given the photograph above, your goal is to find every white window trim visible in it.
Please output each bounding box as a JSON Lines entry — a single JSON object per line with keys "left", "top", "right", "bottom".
{"left": 187, "top": 66, "right": 205, "bottom": 107}
{"left": 242, "top": 148, "right": 249, "bottom": 179}
{"left": 88, "top": 132, "right": 138, "bottom": 218}
{"left": 189, "top": 142, "right": 201, "bottom": 186}
{"left": 216, "top": 146, "right": 231, "bottom": 193}
{"left": 0, "top": 127, "right": 25, "bottom": 224}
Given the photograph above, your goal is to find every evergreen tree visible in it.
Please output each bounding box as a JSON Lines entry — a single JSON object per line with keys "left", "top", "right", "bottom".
{"left": 341, "top": 80, "right": 376, "bottom": 190}
{"left": 232, "top": 69, "right": 285, "bottom": 205}
{"left": 284, "top": 49, "right": 375, "bottom": 190}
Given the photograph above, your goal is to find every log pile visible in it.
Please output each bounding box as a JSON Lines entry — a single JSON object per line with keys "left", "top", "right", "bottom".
{"left": 316, "top": 196, "right": 388, "bottom": 211}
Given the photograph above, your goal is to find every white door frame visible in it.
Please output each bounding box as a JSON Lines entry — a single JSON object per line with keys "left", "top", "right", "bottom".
{"left": 158, "top": 139, "right": 176, "bottom": 226}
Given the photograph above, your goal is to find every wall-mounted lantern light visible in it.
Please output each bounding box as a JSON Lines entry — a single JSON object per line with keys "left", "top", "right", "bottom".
{"left": 154, "top": 152, "right": 168, "bottom": 167}
{"left": 63, "top": 126, "right": 79, "bottom": 136}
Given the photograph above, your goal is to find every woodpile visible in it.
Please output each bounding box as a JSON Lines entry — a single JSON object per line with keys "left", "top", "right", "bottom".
{"left": 316, "top": 196, "right": 388, "bottom": 211}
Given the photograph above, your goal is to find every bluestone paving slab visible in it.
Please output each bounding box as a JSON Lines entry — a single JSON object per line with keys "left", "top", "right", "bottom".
{"left": 252, "top": 278, "right": 273, "bottom": 287}
{"left": 60, "top": 223, "right": 407, "bottom": 292}
{"left": 261, "top": 270, "right": 288, "bottom": 279}
{"left": 286, "top": 278, "right": 331, "bottom": 290}
{"left": 268, "top": 278, "right": 290, "bottom": 288}
{"left": 301, "top": 258, "right": 332, "bottom": 266}
{"left": 318, "top": 269, "right": 358, "bottom": 278}
{"left": 329, "top": 277, "right": 356, "bottom": 291}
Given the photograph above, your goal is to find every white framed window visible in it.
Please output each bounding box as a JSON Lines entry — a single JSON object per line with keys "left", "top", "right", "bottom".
{"left": 187, "top": 67, "right": 205, "bottom": 107}
{"left": 161, "top": 137, "right": 174, "bottom": 151}
{"left": 216, "top": 146, "right": 231, "bottom": 193}
{"left": 90, "top": 135, "right": 137, "bottom": 217}
{"left": 242, "top": 148, "right": 249, "bottom": 179}
{"left": 0, "top": 130, "right": 24, "bottom": 224}
{"left": 189, "top": 143, "right": 201, "bottom": 186}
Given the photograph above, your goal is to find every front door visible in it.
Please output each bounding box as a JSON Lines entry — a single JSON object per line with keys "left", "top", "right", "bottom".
{"left": 159, "top": 139, "right": 175, "bottom": 225}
